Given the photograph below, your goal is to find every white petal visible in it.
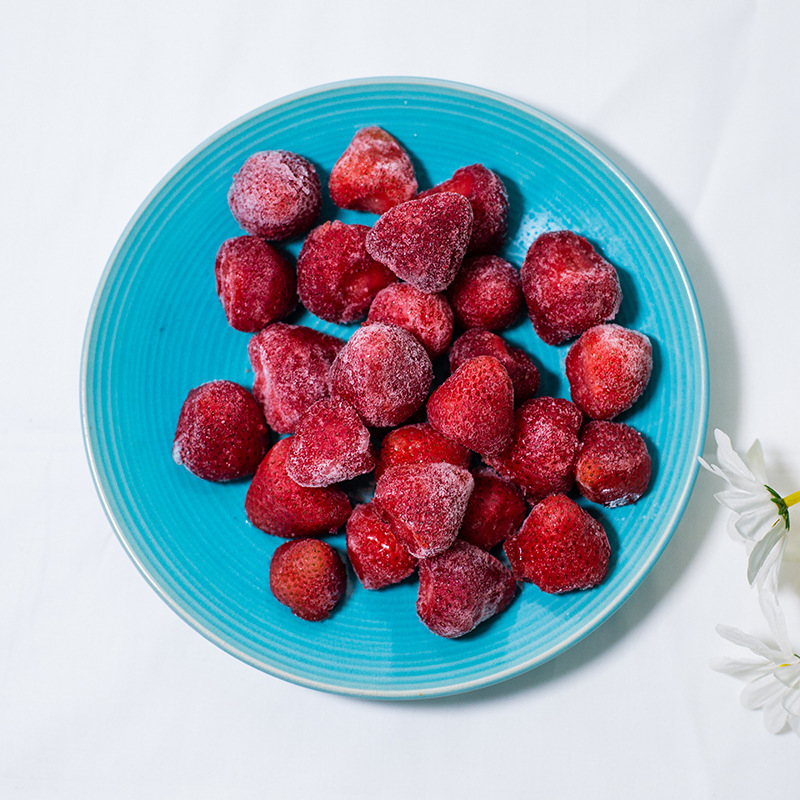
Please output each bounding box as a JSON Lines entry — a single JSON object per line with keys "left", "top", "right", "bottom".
{"left": 762, "top": 694, "right": 789, "bottom": 734}
{"left": 741, "top": 672, "right": 784, "bottom": 709}
{"left": 745, "top": 439, "right": 769, "bottom": 484}
{"left": 747, "top": 522, "right": 788, "bottom": 583}
{"left": 716, "top": 625, "right": 785, "bottom": 661}
{"left": 714, "top": 430, "right": 759, "bottom": 483}
{"left": 710, "top": 656, "right": 770, "bottom": 677}
{"left": 735, "top": 506, "right": 781, "bottom": 542}
{"left": 789, "top": 713, "right": 800, "bottom": 735}
{"left": 774, "top": 662, "right": 800, "bottom": 689}
{"left": 714, "top": 487, "right": 772, "bottom": 516}
{"left": 781, "top": 685, "right": 800, "bottom": 717}
{"left": 756, "top": 538, "right": 792, "bottom": 651}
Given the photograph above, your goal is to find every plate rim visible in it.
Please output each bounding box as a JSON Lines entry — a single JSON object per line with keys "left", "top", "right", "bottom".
{"left": 80, "top": 76, "right": 709, "bottom": 699}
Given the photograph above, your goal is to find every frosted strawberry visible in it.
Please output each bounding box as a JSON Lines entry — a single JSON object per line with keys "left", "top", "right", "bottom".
{"left": 575, "top": 420, "right": 652, "bottom": 507}
{"left": 419, "top": 164, "right": 509, "bottom": 254}
{"left": 458, "top": 468, "right": 527, "bottom": 551}
{"left": 521, "top": 230, "right": 622, "bottom": 345}
{"left": 227, "top": 150, "right": 321, "bottom": 240}
{"left": 365, "top": 193, "right": 473, "bottom": 293}
{"left": 248, "top": 323, "right": 344, "bottom": 434}
{"left": 449, "top": 329, "right": 540, "bottom": 404}
{"left": 427, "top": 356, "right": 514, "bottom": 458}
{"left": 286, "top": 397, "right": 376, "bottom": 487}
{"left": 504, "top": 494, "right": 610, "bottom": 593}
{"left": 173, "top": 380, "right": 269, "bottom": 482}
{"left": 375, "top": 422, "right": 471, "bottom": 481}
{"left": 365, "top": 282, "right": 454, "bottom": 360}
{"left": 329, "top": 322, "right": 432, "bottom": 428}
{"left": 373, "top": 463, "right": 474, "bottom": 559}
{"left": 486, "top": 396, "right": 583, "bottom": 503}
{"left": 446, "top": 255, "right": 523, "bottom": 331}
{"left": 416, "top": 540, "right": 516, "bottom": 638}
{"left": 245, "top": 438, "right": 351, "bottom": 538}
{"left": 296, "top": 220, "right": 396, "bottom": 324}
{"left": 269, "top": 538, "right": 346, "bottom": 621}
{"left": 329, "top": 126, "right": 418, "bottom": 214}
{"left": 214, "top": 236, "right": 297, "bottom": 332}
{"left": 346, "top": 503, "right": 418, "bottom": 590}
{"left": 565, "top": 324, "right": 653, "bottom": 420}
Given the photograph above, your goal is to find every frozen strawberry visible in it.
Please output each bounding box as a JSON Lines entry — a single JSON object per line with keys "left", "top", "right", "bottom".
{"left": 248, "top": 323, "right": 344, "bottom": 434}
{"left": 446, "top": 255, "right": 523, "bottom": 331}
{"left": 575, "top": 420, "right": 652, "bottom": 507}
{"left": 504, "top": 494, "right": 610, "bottom": 593}
{"left": 227, "top": 150, "right": 321, "bottom": 240}
{"left": 373, "top": 463, "right": 474, "bottom": 559}
{"left": 416, "top": 540, "right": 516, "bottom": 638}
{"left": 365, "top": 282, "right": 454, "bottom": 360}
{"left": 521, "top": 230, "right": 622, "bottom": 345}
{"left": 245, "top": 438, "right": 351, "bottom": 538}
{"left": 346, "top": 503, "right": 418, "bottom": 590}
{"left": 286, "top": 397, "right": 376, "bottom": 487}
{"left": 458, "top": 467, "right": 527, "bottom": 551}
{"left": 374, "top": 422, "right": 471, "bottom": 481}
{"left": 329, "top": 322, "right": 433, "bottom": 428}
{"left": 365, "top": 193, "right": 473, "bottom": 293}
{"left": 419, "top": 164, "right": 509, "bottom": 255}
{"left": 269, "top": 538, "right": 346, "bottom": 621}
{"left": 486, "top": 396, "right": 583, "bottom": 503}
{"left": 297, "top": 220, "right": 396, "bottom": 324}
{"left": 565, "top": 324, "right": 653, "bottom": 420}
{"left": 173, "top": 380, "right": 269, "bottom": 482}
{"left": 214, "top": 236, "right": 297, "bottom": 332}
{"left": 328, "top": 126, "right": 418, "bottom": 214}
{"left": 427, "top": 356, "right": 514, "bottom": 457}
{"left": 449, "top": 329, "right": 540, "bottom": 404}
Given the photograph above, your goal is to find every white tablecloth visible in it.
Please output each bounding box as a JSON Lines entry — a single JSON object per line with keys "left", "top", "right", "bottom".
{"left": 3, "top": 1, "right": 799, "bottom": 796}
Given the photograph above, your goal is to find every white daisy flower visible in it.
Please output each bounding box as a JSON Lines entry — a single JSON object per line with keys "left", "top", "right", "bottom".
{"left": 712, "top": 624, "right": 800, "bottom": 736}
{"left": 699, "top": 429, "right": 796, "bottom": 584}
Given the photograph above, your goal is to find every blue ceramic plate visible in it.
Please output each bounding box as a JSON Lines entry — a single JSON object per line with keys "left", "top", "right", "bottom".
{"left": 82, "top": 78, "right": 708, "bottom": 698}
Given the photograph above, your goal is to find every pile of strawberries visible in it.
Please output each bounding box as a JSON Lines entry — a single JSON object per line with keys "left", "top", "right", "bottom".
{"left": 172, "top": 126, "right": 654, "bottom": 637}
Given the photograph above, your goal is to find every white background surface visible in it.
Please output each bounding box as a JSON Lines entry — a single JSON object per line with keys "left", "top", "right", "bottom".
{"left": 3, "top": 1, "right": 800, "bottom": 796}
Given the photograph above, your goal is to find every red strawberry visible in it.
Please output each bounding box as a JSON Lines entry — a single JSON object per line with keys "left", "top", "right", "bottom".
{"left": 173, "top": 380, "right": 269, "bottom": 482}
{"left": 458, "top": 467, "right": 528, "bottom": 551}
{"left": 427, "top": 356, "right": 514, "bottom": 457}
{"left": 446, "top": 254, "right": 523, "bottom": 331}
{"left": 328, "top": 126, "right": 418, "bottom": 214}
{"left": 346, "top": 503, "right": 418, "bottom": 590}
{"left": 286, "top": 397, "right": 376, "bottom": 487}
{"left": 565, "top": 324, "right": 653, "bottom": 420}
{"left": 296, "top": 220, "right": 397, "bottom": 324}
{"left": 245, "top": 438, "right": 351, "bottom": 538}
{"left": 504, "top": 494, "right": 610, "bottom": 593}
{"left": 575, "top": 420, "right": 652, "bottom": 507}
{"left": 365, "top": 282, "right": 454, "bottom": 360}
{"left": 365, "top": 193, "right": 473, "bottom": 293}
{"left": 418, "top": 164, "right": 509, "bottom": 254}
{"left": 416, "top": 540, "right": 517, "bottom": 638}
{"left": 373, "top": 462, "right": 474, "bottom": 559}
{"left": 247, "top": 323, "right": 344, "bottom": 434}
{"left": 449, "top": 329, "right": 540, "bottom": 405}
{"left": 374, "top": 422, "right": 471, "bottom": 481}
{"left": 227, "top": 150, "right": 321, "bottom": 241}
{"left": 486, "top": 396, "right": 583, "bottom": 503}
{"left": 329, "top": 322, "right": 433, "bottom": 428}
{"left": 521, "top": 230, "right": 622, "bottom": 345}
{"left": 215, "top": 236, "right": 297, "bottom": 332}
{"left": 269, "top": 538, "right": 346, "bottom": 621}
